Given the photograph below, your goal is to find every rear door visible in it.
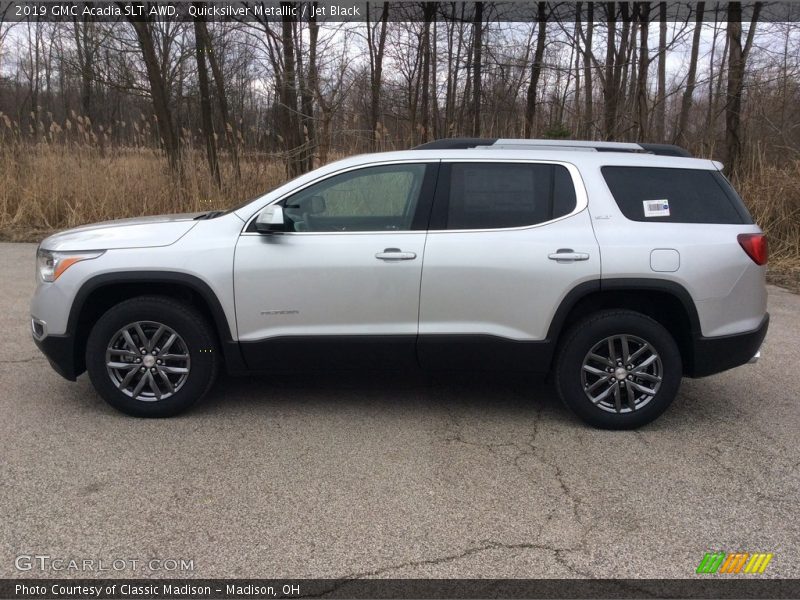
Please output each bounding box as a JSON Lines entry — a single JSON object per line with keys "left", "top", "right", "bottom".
{"left": 417, "top": 160, "right": 600, "bottom": 371}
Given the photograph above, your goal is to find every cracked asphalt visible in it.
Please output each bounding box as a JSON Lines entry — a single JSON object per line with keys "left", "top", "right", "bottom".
{"left": 1, "top": 241, "right": 798, "bottom": 579}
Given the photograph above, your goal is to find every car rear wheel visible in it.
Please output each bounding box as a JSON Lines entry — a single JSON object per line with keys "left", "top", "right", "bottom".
{"left": 86, "top": 296, "right": 219, "bottom": 417}
{"left": 555, "top": 310, "right": 682, "bottom": 429}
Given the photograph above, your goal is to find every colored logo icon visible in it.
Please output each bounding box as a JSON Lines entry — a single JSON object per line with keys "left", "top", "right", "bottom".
{"left": 697, "top": 552, "right": 773, "bottom": 574}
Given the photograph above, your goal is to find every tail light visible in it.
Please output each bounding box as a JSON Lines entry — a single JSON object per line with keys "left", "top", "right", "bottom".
{"left": 737, "top": 233, "right": 768, "bottom": 265}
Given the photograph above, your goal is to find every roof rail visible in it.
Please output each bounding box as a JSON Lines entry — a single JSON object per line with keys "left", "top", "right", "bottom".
{"left": 636, "top": 143, "right": 693, "bottom": 157}
{"left": 414, "top": 138, "right": 498, "bottom": 150}
{"left": 413, "top": 138, "right": 692, "bottom": 158}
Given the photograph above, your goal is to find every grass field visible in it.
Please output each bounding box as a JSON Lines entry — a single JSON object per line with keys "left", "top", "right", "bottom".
{"left": 1, "top": 142, "right": 798, "bottom": 290}
{"left": 0, "top": 143, "right": 285, "bottom": 240}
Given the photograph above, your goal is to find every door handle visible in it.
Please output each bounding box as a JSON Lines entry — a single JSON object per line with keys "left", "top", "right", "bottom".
{"left": 548, "top": 248, "right": 590, "bottom": 262}
{"left": 375, "top": 248, "right": 417, "bottom": 261}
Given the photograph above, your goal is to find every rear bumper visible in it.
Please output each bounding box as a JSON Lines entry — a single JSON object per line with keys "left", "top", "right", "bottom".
{"left": 33, "top": 333, "right": 80, "bottom": 381}
{"left": 687, "top": 313, "right": 769, "bottom": 378}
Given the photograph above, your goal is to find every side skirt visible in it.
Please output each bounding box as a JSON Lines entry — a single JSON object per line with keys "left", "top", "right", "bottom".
{"left": 417, "top": 334, "right": 554, "bottom": 373}
{"left": 237, "top": 335, "right": 554, "bottom": 373}
{"left": 239, "top": 335, "right": 418, "bottom": 372}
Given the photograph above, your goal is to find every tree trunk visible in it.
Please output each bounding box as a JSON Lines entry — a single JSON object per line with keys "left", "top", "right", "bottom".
{"left": 459, "top": 5, "right": 473, "bottom": 134}
{"left": 583, "top": 2, "right": 594, "bottom": 137}
{"left": 73, "top": 15, "right": 94, "bottom": 121}
{"left": 573, "top": 10, "right": 582, "bottom": 135}
{"left": 470, "top": 2, "right": 483, "bottom": 137}
{"left": 420, "top": 3, "right": 435, "bottom": 143}
{"left": 128, "top": 15, "right": 181, "bottom": 172}
{"left": 635, "top": 2, "right": 650, "bottom": 141}
{"left": 366, "top": 2, "right": 389, "bottom": 150}
{"left": 195, "top": 17, "right": 240, "bottom": 179}
{"left": 674, "top": 1, "right": 704, "bottom": 146}
{"left": 524, "top": 2, "right": 547, "bottom": 138}
{"left": 297, "top": 10, "right": 318, "bottom": 171}
{"left": 603, "top": 2, "right": 617, "bottom": 139}
{"left": 708, "top": 13, "right": 729, "bottom": 149}
{"left": 193, "top": 6, "right": 220, "bottom": 186}
{"left": 654, "top": 1, "right": 667, "bottom": 141}
{"left": 279, "top": 9, "right": 302, "bottom": 177}
{"left": 725, "top": 1, "right": 761, "bottom": 179}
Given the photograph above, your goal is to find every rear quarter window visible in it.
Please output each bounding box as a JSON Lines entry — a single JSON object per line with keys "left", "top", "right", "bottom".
{"left": 601, "top": 166, "right": 753, "bottom": 224}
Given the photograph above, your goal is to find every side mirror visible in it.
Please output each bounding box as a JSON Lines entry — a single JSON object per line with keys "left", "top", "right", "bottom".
{"left": 255, "top": 205, "right": 287, "bottom": 233}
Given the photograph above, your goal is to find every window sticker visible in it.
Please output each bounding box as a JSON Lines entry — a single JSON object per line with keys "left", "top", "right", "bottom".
{"left": 643, "top": 199, "right": 670, "bottom": 217}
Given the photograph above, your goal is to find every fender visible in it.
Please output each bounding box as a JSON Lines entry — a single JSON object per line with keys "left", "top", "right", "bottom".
{"left": 600, "top": 278, "right": 701, "bottom": 333}
{"left": 545, "top": 277, "right": 702, "bottom": 342}
{"left": 68, "top": 271, "right": 248, "bottom": 374}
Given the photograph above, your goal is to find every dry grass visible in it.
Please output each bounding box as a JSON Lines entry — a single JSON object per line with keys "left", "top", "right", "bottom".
{"left": 1, "top": 138, "right": 798, "bottom": 291}
{"left": 0, "top": 142, "right": 285, "bottom": 240}
{"left": 737, "top": 160, "right": 800, "bottom": 291}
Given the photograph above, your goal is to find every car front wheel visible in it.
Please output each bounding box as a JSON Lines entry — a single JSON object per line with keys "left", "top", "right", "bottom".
{"left": 555, "top": 310, "right": 682, "bottom": 429}
{"left": 86, "top": 296, "right": 219, "bottom": 417}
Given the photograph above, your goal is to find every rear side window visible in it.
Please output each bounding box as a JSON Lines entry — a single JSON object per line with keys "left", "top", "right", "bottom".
{"left": 602, "top": 166, "right": 753, "bottom": 224}
{"left": 440, "top": 163, "right": 578, "bottom": 230}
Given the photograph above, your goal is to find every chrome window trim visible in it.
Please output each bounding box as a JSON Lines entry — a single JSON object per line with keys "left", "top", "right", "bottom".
{"left": 427, "top": 158, "right": 588, "bottom": 234}
{"left": 240, "top": 157, "right": 588, "bottom": 236}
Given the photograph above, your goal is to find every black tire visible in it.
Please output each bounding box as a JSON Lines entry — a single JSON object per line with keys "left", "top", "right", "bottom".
{"left": 86, "top": 296, "right": 219, "bottom": 417}
{"left": 555, "top": 310, "right": 682, "bottom": 429}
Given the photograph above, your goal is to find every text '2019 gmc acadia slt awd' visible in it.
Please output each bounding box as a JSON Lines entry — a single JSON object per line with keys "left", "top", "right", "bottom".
{"left": 30, "top": 138, "right": 769, "bottom": 428}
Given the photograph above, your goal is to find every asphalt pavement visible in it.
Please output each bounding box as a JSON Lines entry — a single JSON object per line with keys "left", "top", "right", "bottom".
{"left": 1, "top": 242, "right": 798, "bottom": 579}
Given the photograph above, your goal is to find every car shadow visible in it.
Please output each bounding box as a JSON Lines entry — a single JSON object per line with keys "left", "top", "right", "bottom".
{"left": 190, "top": 369, "right": 574, "bottom": 423}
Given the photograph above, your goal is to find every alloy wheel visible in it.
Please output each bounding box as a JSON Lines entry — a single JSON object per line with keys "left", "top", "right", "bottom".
{"left": 105, "top": 321, "right": 191, "bottom": 401}
{"left": 581, "top": 334, "right": 663, "bottom": 413}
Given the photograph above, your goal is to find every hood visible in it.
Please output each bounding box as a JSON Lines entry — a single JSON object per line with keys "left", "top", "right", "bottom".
{"left": 40, "top": 213, "right": 203, "bottom": 252}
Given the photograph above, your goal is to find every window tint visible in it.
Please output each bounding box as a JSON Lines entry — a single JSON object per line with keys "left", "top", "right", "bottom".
{"left": 444, "top": 163, "right": 577, "bottom": 230}
{"left": 602, "top": 166, "right": 753, "bottom": 224}
{"left": 282, "top": 164, "right": 427, "bottom": 232}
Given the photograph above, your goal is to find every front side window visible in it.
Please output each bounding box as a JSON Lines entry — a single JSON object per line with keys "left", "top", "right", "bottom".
{"left": 441, "top": 163, "right": 578, "bottom": 230}
{"left": 281, "top": 164, "right": 427, "bottom": 232}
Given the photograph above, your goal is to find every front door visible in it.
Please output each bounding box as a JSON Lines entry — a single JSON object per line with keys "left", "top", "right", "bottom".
{"left": 234, "top": 161, "right": 438, "bottom": 370}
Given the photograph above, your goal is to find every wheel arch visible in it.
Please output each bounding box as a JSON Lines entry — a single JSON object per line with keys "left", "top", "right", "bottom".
{"left": 547, "top": 278, "right": 701, "bottom": 374}
{"left": 68, "top": 272, "right": 245, "bottom": 377}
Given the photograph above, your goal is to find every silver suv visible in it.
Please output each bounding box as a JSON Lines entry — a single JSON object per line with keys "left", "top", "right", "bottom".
{"left": 30, "top": 139, "right": 769, "bottom": 428}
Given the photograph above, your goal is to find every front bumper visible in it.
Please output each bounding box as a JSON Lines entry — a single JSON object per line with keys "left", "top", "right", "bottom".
{"left": 33, "top": 332, "right": 80, "bottom": 381}
{"left": 687, "top": 313, "right": 769, "bottom": 378}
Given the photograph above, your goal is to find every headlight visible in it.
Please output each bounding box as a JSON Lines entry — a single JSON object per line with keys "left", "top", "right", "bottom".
{"left": 36, "top": 249, "right": 104, "bottom": 282}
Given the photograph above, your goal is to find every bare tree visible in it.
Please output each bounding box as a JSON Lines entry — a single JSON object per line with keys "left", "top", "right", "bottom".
{"left": 295, "top": 12, "right": 319, "bottom": 171}
{"left": 654, "top": 1, "right": 667, "bottom": 140}
{"left": 470, "top": 1, "right": 483, "bottom": 137}
{"left": 125, "top": 9, "right": 181, "bottom": 170}
{"left": 419, "top": 2, "right": 435, "bottom": 143}
{"left": 279, "top": 10, "right": 302, "bottom": 176}
{"left": 725, "top": 1, "right": 762, "bottom": 178}
{"left": 635, "top": 2, "right": 650, "bottom": 140}
{"left": 582, "top": 2, "right": 595, "bottom": 137}
{"left": 365, "top": 2, "right": 389, "bottom": 149}
{"left": 674, "top": 1, "right": 704, "bottom": 146}
{"left": 524, "top": 2, "right": 547, "bottom": 137}
{"left": 603, "top": 2, "right": 617, "bottom": 139}
{"left": 193, "top": 4, "right": 219, "bottom": 185}
{"left": 196, "top": 18, "right": 240, "bottom": 178}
